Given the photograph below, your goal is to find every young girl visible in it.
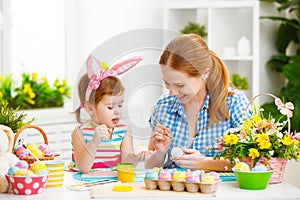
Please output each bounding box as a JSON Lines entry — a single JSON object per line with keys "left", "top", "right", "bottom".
{"left": 69, "top": 55, "right": 150, "bottom": 173}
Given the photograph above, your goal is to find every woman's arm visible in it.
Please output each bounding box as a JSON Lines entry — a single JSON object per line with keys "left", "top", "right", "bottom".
{"left": 144, "top": 124, "right": 172, "bottom": 169}
{"left": 171, "top": 148, "right": 232, "bottom": 171}
{"left": 71, "top": 127, "right": 99, "bottom": 173}
{"left": 144, "top": 138, "right": 166, "bottom": 169}
{"left": 121, "top": 127, "right": 154, "bottom": 167}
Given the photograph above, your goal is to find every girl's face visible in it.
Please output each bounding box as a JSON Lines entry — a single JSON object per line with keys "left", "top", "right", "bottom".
{"left": 91, "top": 93, "right": 124, "bottom": 128}
{"left": 161, "top": 65, "right": 205, "bottom": 104}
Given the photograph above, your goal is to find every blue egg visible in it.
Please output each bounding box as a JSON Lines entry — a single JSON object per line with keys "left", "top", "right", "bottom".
{"left": 38, "top": 169, "right": 49, "bottom": 175}
{"left": 252, "top": 164, "right": 268, "bottom": 172}
{"left": 7, "top": 166, "right": 20, "bottom": 176}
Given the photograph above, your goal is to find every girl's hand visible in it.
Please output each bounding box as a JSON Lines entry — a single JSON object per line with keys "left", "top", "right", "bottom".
{"left": 170, "top": 148, "right": 206, "bottom": 170}
{"left": 93, "top": 124, "right": 111, "bottom": 143}
{"left": 151, "top": 123, "right": 172, "bottom": 153}
{"left": 135, "top": 150, "right": 154, "bottom": 162}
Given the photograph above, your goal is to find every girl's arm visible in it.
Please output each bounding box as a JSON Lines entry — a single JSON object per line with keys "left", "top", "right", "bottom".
{"left": 71, "top": 127, "right": 99, "bottom": 173}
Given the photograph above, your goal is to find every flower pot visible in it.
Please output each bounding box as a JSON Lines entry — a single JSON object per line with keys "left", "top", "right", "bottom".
{"left": 233, "top": 170, "right": 273, "bottom": 190}
{"left": 241, "top": 157, "right": 288, "bottom": 184}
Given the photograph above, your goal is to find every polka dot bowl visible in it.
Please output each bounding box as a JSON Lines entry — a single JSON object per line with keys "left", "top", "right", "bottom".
{"left": 5, "top": 174, "right": 48, "bottom": 195}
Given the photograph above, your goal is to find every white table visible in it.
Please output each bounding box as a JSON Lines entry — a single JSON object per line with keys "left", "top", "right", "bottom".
{"left": 1, "top": 171, "right": 300, "bottom": 200}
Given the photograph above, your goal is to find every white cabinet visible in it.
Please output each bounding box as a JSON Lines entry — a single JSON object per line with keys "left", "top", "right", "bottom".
{"left": 162, "top": 0, "right": 260, "bottom": 98}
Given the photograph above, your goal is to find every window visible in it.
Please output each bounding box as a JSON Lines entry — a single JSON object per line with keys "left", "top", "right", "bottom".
{"left": 8, "top": 0, "right": 65, "bottom": 83}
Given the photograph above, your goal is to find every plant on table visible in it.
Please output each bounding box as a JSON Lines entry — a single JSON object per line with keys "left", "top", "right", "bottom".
{"left": 213, "top": 93, "right": 300, "bottom": 168}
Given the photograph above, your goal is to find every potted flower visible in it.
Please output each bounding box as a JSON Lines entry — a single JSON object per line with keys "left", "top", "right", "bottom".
{"left": 230, "top": 73, "right": 249, "bottom": 91}
{"left": 0, "top": 99, "right": 34, "bottom": 133}
{"left": 0, "top": 73, "right": 71, "bottom": 109}
{"left": 213, "top": 93, "right": 300, "bottom": 184}
{"left": 180, "top": 22, "right": 208, "bottom": 39}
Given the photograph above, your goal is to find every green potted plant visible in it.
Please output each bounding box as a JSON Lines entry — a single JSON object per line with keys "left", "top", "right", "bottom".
{"left": 230, "top": 73, "right": 249, "bottom": 91}
{"left": 0, "top": 99, "right": 35, "bottom": 133}
{"left": 0, "top": 73, "right": 71, "bottom": 109}
{"left": 260, "top": 0, "right": 300, "bottom": 131}
{"left": 180, "top": 22, "right": 208, "bottom": 39}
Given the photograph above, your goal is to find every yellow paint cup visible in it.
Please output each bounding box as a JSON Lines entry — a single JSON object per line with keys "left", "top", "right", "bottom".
{"left": 44, "top": 160, "right": 65, "bottom": 188}
{"left": 117, "top": 163, "right": 134, "bottom": 183}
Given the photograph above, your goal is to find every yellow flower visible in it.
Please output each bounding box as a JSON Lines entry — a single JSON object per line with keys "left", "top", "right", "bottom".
{"left": 224, "top": 134, "right": 239, "bottom": 145}
{"left": 297, "top": 153, "right": 300, "bottom": 160}
{"left": 54, "top": 79, "right": 61, "bottom": 87}
{"left": 63, "top": 79, "right": 68, "bottom": 86}
{"left": 32, "top": 73, "right": 38, "bottom": 82}
{"left": 58, "top": 87, "right": 65, "bottom": 94}
{"left": 28, "top": 91, "right": 36, "bottom": 99}
{"left": 258, "top": 140, "right": 272, "bottom": 149}
{"left": 41, "top": 77, "right": 46, "bottom": 82}
{"left": 0, "top": 75, "right": 2, "bottom": 82}
{"left": 223, "top": 134, "right": 231, "bottom": 144}
{"left": 0, "top": 92, "right": 2, "bottom": 98}
{"left": 27, "top": 99, "right": 35, "bottom": 105}
{"left": 242, "top": 120, "right": 253, "bottom": 131}
{"left": 23, "top": 83, "right": 32, "bottom": 94}
{"left": 249, "top": 148, "right": 260, "bottom": 159}
{"left": 282, "top": 135, "right": 294, "bottom": 146}
{"left": 256, "top": 134, "right": 269, "bottom": 143}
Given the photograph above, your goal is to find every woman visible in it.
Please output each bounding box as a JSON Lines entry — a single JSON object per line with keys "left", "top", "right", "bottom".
{"left": 144, "top": 34, "right": 249, "bottom": 171}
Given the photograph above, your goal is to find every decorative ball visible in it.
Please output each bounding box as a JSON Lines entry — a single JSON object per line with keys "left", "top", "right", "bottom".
{"left": 30, "top": 161, "right": 47, "bottom": 175}
{"left": 15, "top": 160, "right": 29, "bottom": 169}
{"left": 8, "top": 166, "right": 20, "bottom": 176}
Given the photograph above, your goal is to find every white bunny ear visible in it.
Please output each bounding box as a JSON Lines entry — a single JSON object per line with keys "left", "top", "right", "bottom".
{"left": 86, "top": 55, "right": 102, "bottom": 78}
{"left": 110, "top": 56, "right": 143, "bottom": 75}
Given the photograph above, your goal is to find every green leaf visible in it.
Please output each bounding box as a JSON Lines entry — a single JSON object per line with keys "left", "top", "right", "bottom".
{"left": 276, "top": 22, "right": 298, "bottom": 53}
{"left": 283, "top": 56, "right": 300, "bottom": 86}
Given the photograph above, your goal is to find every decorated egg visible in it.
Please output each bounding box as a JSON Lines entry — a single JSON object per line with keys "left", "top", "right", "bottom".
{"left": 30, "top": 161, "right": 47, "bottom": 175}
{"left": 38, "top": 144, "right": 51, "bottom": 156}
{"left": 15, "top": 145, "right": 30, "bottom": 158}
{"left": 15, "top": 160, "right": 29, "bottom": 169}
{"left": 252, "top": 163, "right": 268, "bottom": 172}
{"left": 8, "top": 166, "right": 20, "bottom": 176}
{"left": 26, "top": 143, "right": 38, "bottom": 150}
{"left": 15, "top": 169, "right": 35, "bottom": 176}
{"left": 31, "top": 148, "right": 44, "bottom": 158}
{"left": 233, "top": 162, "right": 250, "bottom": 172}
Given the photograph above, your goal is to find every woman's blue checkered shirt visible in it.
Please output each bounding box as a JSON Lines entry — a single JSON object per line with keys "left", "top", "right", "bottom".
{"left": 149, "top": 87, "right": 249, "bottom": 168}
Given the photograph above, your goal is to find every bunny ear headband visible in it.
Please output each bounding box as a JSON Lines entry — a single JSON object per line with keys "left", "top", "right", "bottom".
{"left": 85, "top": 55, "right": 143, "bottom": 103}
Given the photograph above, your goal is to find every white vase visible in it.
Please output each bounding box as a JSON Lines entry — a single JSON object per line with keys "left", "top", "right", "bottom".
{"left": 237, "top": 36, "right": 251, "bottom": 56}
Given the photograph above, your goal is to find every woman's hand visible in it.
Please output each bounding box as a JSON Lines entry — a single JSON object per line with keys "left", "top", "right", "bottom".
{"left": 151, "top": 124, "right": 172, "bottom": 153}
{"left": 170, "top": 148, "right": 206, "bottom": 170}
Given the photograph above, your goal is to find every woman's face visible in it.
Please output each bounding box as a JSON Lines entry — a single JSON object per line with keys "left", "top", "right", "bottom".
{"left": 91, "top": 93, "right": 124, "bottom": 128}
{"left": 161, "top": 65, "right": 205, "bottom": 104}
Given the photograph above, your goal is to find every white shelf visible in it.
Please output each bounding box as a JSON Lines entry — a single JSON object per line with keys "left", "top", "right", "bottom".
{"left": 162, "top": 0, "right": 260, "bottom": 98}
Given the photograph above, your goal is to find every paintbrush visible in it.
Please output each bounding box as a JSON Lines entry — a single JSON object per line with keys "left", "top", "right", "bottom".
{"left": 158, "top": 119, "right": 172, "bottom": 139}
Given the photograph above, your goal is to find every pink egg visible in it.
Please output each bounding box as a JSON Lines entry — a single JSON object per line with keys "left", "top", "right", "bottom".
{"left": 15, "top": 160, "right": 29, "bottom": 169}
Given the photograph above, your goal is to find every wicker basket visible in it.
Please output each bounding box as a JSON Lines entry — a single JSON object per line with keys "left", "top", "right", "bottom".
{"left": 13, "top": 125, "right": 55, "bottom": 164}
{"left": 242, "top": 93, "right": 291, "bottom": 184}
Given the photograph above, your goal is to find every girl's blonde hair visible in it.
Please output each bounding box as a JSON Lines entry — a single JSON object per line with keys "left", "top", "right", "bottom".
{"left": 73, "top": 74, "right": 124, "bottom": 123}
{"left": 159, "top": 33, "right": 233, "bottom": 126}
